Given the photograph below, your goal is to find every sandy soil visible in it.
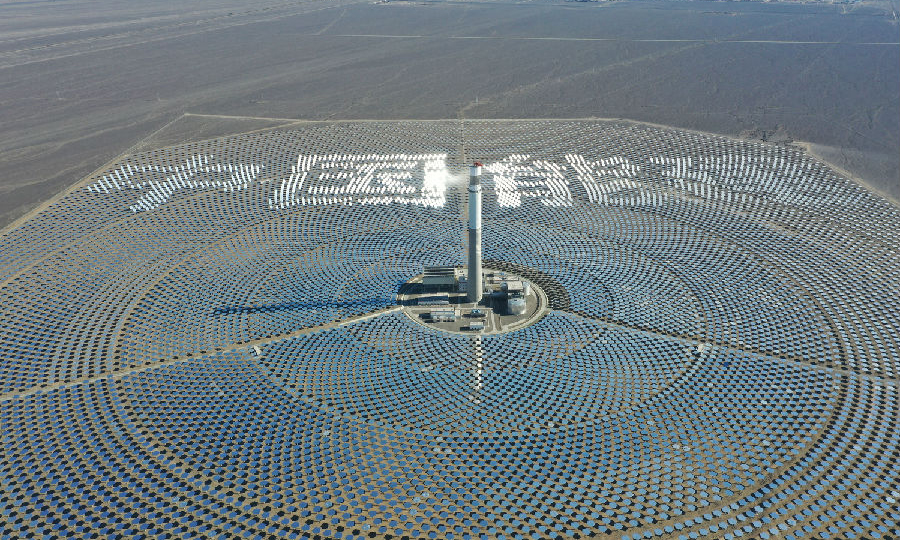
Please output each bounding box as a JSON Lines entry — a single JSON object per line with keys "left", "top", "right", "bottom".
{"left": 0, "top": 0, "right": 897, "bottom": 229}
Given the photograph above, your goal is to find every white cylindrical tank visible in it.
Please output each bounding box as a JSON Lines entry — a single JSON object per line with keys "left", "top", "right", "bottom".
{"left": 508, "top": 296, "right": 527, "bottom": 316}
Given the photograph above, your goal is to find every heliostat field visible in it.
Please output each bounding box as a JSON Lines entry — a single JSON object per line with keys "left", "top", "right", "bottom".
{"left": 1, "top": 120, "right": 898, "bottom": 540}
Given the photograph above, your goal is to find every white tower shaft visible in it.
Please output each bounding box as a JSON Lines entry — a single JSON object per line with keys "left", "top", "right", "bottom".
{"left": 467, "top": 163, "right": 483, "bottom": 304}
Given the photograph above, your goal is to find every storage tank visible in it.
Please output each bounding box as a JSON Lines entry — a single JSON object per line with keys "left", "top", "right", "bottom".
{"left": 508, "top": 296, "right": 527, "bottom": 315}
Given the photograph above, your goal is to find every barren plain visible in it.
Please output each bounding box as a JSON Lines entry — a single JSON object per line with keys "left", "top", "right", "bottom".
{"left": 0, "top": 0, "right": 897, "bottom": 229}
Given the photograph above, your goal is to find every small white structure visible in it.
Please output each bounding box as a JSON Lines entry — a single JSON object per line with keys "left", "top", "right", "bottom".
{"left": 457, "top": 275, "right": 468, "bottom": 293}
{"left": 430, "top": 309, "right": 456, "bottom": 322}
{"left": 502, "top": 280, "right": 525, "bottom": 295}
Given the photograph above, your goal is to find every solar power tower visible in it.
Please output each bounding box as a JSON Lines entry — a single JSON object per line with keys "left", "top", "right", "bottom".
{"left": 467, "top": 162, "right": 483, "bottom": 303}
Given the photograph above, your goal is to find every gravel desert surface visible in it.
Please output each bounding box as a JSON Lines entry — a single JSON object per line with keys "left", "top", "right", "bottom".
{"left": 0, "top": 0, "right": 897, "bottom": 228}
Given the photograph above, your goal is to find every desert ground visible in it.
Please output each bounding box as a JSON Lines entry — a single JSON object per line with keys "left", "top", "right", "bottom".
{"left": 0, "top": 0, "right": 897, "bottom": 228}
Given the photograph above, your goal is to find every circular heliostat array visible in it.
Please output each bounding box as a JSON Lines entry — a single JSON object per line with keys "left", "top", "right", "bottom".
{"left": 1, "top": 120, "right": 898, "bottom": 540}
